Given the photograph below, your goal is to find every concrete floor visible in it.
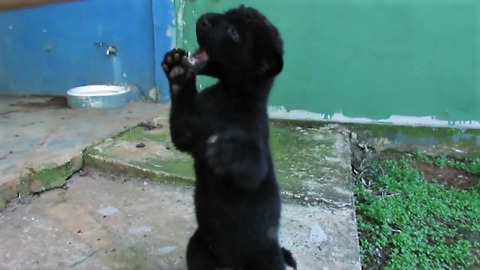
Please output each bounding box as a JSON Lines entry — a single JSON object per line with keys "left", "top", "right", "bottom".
{"left": 0, "top": 96, "right": 361, "bottom": 269}
{"left": 0, "top": 96, "right": 168, "bottom": 208}
{"left": 0, "top": 171, "right": 195, "bottom": 270}
{"left": 0, "top": 170, "right": 360, "bottom": 270}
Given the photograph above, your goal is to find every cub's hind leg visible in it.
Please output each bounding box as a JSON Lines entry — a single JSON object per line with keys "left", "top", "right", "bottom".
{"left": 186, "top": 230, "right": 216, "bottom": 270}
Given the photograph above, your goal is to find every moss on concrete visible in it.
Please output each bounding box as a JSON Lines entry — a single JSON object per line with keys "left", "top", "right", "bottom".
{"left": 140, "top": 157, "right": 195, "bottom": 180}
{"left": 346, "top": 123, "right": 480, "bottom": 158}
{"left": 116, "top": 126, "right": 170, "bottom": 142}
{"left": 31, "top": 165, "right": 71, "bottom": 186}
{"left": 270, "top": 121, "right": 329, "bottom": 194}
{"left": 0, "top": 156, "right": 84, "bottom": 209}
{"left": 27, "top": 157, "right": 83, "bottom": 193}
{"left": 85, "top": 119, "right": 354, "bottom": 207}
{"left": 84, "top": 124, "right": 195, "bottom": 186}
{"left": 270, "top": 121, "right": 353, "bottom": 206}
{"left": 84, "top": 152, "right": 156, "bottom": 179}
{"left": 270, "top": 120, "right": 480, "bottom": 159}
{"left": 93, "top": 118, "right": 480, "bottom": 207}
{"left": 84, "top": 153, "right": 194, "bottom": 186}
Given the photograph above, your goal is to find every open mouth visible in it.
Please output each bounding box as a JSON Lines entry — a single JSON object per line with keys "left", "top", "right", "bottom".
{"left": 186, "top": 49, "right": 209, "bottom": 74}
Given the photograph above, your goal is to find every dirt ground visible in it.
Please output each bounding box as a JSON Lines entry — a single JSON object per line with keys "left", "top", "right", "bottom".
{"left": 378, "top": 151, "right": 480, "bottom": 190}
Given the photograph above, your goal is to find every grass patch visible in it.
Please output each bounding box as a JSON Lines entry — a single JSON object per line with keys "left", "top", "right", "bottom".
{"left": 355, "top": 155, "right": 480, "bottom": 269}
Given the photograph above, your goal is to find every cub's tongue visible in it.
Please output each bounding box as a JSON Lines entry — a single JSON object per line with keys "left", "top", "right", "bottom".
{"left": 186, "top": 49, "right": 208, "bottom": 73}
{"left": 193, "top": 49, "right": 209, "bottom": 61}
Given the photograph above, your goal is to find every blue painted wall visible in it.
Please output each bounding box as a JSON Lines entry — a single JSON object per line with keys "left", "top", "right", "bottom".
{"left": 0, "top": 0, "right": 174, "bottom": 101}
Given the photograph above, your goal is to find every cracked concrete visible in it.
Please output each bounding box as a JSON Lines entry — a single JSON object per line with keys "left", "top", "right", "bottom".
{"left": 0, "top": 96, "right": 168, "bottom": 208}
{"left": 0, "top": 96, "right": 361, "bottom": 269}
{"left": 0, "top": 171, "right": 361, "bottom": 270}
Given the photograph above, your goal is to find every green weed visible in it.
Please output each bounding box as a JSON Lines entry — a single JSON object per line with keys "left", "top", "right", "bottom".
{"left": 355, "top": 156, "right": 480, "bottom": 269}
{"left": 413, "top": 152, "right": 480, "bottom": 176}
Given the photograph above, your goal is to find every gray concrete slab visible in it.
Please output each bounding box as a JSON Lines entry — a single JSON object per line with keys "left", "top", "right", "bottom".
{"left": 85, "top": 119, "right": 357, "bottom": 207}
{"left": 0, "top": 96, "right": 168, "bottom": 208}
{"left": 80, "top": 119, "right": 362, "bottom": 269}
{"left": 0, "top": 95, "right": 361, "bottom": 269}
{"left": 0, "top": 171, "right": 360, "bottom": 270}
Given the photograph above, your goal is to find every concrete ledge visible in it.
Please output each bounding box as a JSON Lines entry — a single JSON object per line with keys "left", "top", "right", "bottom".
{"left": 0, "top": 156, "right": 82, "bottom": 209}
{"left": 82, "top": 119, "right": 362, "bottom": 268}
{"left": 84, "top": 119, "right": 357, "bottom": 208}
{"left": 0, "top": 96, "right": 168, "bottom": 209}
{"left": 83, "top": 117, "right": 195, "bottom": 186}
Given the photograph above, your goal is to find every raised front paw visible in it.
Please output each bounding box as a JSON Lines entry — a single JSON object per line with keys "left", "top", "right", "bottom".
{"left": 162, "top": 49, "right": 195, "bottom": 96}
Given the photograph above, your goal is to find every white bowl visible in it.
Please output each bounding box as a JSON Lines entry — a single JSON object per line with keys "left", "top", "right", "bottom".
{"left": 67, "top": 85, "right": 131, "bottom": 109}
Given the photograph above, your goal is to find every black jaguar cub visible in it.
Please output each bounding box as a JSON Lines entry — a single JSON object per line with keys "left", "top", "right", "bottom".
{"left": 162, "top": 6, "right": 296, "bottom": 270}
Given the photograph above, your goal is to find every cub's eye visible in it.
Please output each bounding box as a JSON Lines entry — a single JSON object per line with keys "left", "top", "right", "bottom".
{"left": 227, "top": 27, "right": 240, "bottom": 42}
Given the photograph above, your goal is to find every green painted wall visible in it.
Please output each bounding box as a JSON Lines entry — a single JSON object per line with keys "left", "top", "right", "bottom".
{"left": 174, "top": 0, "right": 480, "bottom": 124}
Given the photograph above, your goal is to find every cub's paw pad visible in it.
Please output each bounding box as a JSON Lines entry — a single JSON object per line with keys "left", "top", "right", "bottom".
{"left": 162, "top": 49, "right": 195, "bottom": 93}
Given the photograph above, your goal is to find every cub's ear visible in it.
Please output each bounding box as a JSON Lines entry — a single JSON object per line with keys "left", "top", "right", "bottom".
{"left": 257, "top": 51, "right": 283, "bottom": 78}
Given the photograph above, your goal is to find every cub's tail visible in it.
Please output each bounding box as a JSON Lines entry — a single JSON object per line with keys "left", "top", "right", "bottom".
{"left": 281, "top": 247, "right": 297, "bottom": 269}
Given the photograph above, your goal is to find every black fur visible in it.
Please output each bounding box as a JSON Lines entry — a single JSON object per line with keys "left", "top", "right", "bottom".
{"left": 162, "top": 6, "right": 296, "bottom": 270}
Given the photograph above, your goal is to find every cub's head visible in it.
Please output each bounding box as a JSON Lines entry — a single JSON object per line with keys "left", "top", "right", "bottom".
{"left": 189, "top": 6, "right": 284, "bottom": 84}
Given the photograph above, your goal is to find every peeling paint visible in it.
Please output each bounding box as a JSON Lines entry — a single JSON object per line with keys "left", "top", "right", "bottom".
{"left": 268, "top": 106, "right": 480, "bottom": 129}
{"left": 166, "top": 25, "right": 176, "bottom": 49}
{"left": 176, "top": 0, "right": 186, "bottom": 46}
{"left": 177, "top": 1, "right": 480, "bottom": 125}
